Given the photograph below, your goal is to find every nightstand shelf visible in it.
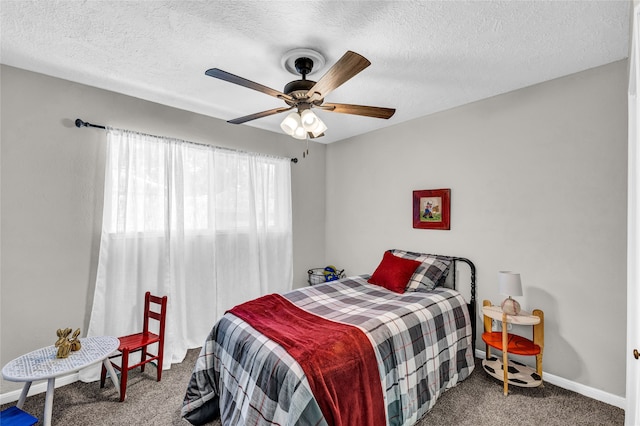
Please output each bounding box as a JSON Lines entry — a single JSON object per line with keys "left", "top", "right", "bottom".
{"left": 481, "top": 301, "right": 544, "bottom": 395}
{"left": 482, "top": 357, "right": 542, "bottom": 388}
{"left": 482, "top": 331, "right": 540, "bottom": 355}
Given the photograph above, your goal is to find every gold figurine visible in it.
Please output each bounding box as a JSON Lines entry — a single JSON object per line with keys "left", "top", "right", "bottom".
{"left": 55, "top": 328, "right": 81, "bottom": 358}
{"left": 69, "top": 328, "right": 82, "bottom": 352}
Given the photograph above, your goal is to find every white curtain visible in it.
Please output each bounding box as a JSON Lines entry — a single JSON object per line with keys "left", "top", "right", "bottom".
{"left": 81, "top": 129, "right": 292, "bottom": 380}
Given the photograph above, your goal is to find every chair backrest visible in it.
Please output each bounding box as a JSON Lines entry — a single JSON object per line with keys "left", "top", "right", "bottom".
{"left": 143, "top": 292, "right": 168, "bottom": 344}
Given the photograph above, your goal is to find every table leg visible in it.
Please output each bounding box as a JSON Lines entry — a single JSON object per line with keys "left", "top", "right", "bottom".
{"left": 16, "top": 381, "right": 32, "bottom": 408}
{"left": 502, "top": 313, "right": 508, "bottom": 396}
{"left": 103, "top": 358, "right": 121, "bottom": 398}
{"left": 43, "top": 378, "right": 55, "bottom": 426}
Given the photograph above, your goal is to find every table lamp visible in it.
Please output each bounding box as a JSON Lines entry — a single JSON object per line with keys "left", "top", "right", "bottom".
{"left": 498, "top": 271, "right": 523, "bottom": 315}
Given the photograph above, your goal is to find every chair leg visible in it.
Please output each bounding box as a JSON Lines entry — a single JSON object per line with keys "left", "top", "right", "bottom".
{"left": 140, "top": 346, "right": 147, "bottom": 373}
{"left": 119, "top": 349, "right": 129, "bottom": 402}
{"left": 157, "top": 353, "right": 163, "bottom": 382}
{"left": 100, "top": 362, "right": 107, "bottom": 388}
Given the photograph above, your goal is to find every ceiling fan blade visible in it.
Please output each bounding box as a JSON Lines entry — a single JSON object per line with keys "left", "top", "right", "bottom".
{"left": 321, "top": 103, "right": 396, "bottom": 119}
{"left": 306, "top": 51, "right": 370, "bottom": 102}
{"left": 228, "top": 106, "right": 293, "bottom": 125}
{"left": 206, "top": 68, "right": 293, "bottom": 102}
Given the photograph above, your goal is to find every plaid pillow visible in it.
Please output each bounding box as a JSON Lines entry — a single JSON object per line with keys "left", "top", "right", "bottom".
{"left": 388, "top": 249, "right": 451, "bottom": 291}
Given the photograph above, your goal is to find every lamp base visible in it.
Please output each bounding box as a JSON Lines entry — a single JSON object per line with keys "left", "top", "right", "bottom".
{"left": 501, "top": 296, "right": 521, "bottom": 315}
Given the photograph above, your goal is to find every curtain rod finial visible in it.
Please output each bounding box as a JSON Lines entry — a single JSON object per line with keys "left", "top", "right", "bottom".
{"left": 74, "top": 119, "right": 106, "bottom": 130}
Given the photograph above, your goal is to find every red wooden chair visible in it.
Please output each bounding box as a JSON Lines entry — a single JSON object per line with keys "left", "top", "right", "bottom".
{"left": 101, "top": 292, "right": 168, "bottom": 402}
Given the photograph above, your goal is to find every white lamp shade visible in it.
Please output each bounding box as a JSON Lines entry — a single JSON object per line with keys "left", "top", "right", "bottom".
{"left": 292, "top": 123, "right": 307, "bottom": 140}
{"left": 497, "top": 271, "right": 523, "bottom": 297}
{"left": 308, "top": 116, "right": 327, "bottom": 137}
{"left": 300, "top": 110, "right": 327, "bottom": 137}
{"left": 300, "top": 109, "right": 318, "bottom": 127}
{"left": 280, "top": 112, "right": 301, "bottom": 136}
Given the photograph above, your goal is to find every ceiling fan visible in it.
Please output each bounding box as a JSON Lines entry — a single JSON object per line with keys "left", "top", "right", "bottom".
{"left": 205, "top": 50, "right": 395, "bottom": 139}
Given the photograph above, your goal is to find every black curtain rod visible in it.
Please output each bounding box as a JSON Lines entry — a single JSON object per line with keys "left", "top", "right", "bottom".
{"left": 75, "top": 118, "right": 298, "bottom": 164}
{"left": 75, "top": 118, "right": 106, "bottom": 130}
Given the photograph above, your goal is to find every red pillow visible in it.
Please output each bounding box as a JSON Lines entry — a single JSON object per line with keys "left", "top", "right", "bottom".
{"left": 368, "top": 251, "right": 421, "bottom": 293}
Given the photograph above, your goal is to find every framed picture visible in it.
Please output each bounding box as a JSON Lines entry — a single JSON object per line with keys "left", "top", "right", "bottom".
{"left": 413, "top": 189, "right": 451, "bottom": 230}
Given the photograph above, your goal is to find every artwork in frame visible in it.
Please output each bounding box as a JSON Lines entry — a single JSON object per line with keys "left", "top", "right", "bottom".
{"left": 413, "top": 189, "right": 451, "bottom": 230}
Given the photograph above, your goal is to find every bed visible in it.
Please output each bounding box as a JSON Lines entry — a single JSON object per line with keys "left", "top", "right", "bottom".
{"left": 182, "top": 250, "right": 477, "bottom": 426}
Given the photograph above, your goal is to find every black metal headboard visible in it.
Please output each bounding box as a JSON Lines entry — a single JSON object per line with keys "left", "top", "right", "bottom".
{"left": 453, "top": 257, "right": 476, "bottom": 353}
{"left": 436, "top": 255, "right": 477, "bottom": 354}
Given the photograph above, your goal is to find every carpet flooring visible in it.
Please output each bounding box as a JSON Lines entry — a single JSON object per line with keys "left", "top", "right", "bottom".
{"left": 1, "top": 348, "right": 624, "bottom": 425}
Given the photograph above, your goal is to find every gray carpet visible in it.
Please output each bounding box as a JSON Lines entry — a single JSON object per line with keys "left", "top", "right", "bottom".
{"left": 1, "top": 348, "right": 624, "bottom": 425}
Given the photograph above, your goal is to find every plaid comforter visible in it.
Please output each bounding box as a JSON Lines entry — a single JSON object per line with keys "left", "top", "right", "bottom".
{"left": 182, "top": 275, "right": 475, "bottom": 426}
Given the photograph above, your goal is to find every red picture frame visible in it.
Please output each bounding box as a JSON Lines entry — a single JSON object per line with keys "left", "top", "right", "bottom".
{"left": 413, "top": 189, "right": 451, "bottom": 230}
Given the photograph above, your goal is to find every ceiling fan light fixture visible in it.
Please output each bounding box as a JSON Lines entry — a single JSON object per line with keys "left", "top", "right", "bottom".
{"left": 280, "top": 112, "right": 301, "bottom": 136}
{"left": 281, "top": 109, "right": 326, "bottom": 140}
{"left": 207, "top": 50, "right": 394, "bottom": 140}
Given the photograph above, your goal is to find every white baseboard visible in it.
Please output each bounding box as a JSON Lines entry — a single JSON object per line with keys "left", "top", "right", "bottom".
{"left": 475, "top": 349, "right": 626, "bottom": 410}
{"left": 0, "top": 373, "right": 79, "bottom": 405}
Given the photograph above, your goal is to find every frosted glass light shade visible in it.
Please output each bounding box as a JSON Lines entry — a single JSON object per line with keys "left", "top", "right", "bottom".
{"left": 292, "top": 124, "right": 307, "bottom": 140}
{"left": 307, "top": 117, "right": 327, "bottom": 137}
{"left": 300, "top": 109, "right": 318, "bottom": 127}
{"left": 301, "top": 110, "right": 327, "bottom": 137}
{"left": 280, "top": 112, "right": 301, "bottom": 136}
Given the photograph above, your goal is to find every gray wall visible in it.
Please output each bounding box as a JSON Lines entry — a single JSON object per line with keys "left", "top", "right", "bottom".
{"left": 0, "top": 65, "right": 326, "bottom": 393}
{"left": 0, "top": 60, "right": 628, "bottom": 398}
{"left": 325, "top": 60, "right": 628, "bottom": 397}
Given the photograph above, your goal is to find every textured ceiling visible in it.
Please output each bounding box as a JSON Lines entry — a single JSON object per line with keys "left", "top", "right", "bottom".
{"left": 0, "top": 1, "right": 630, "bottom": 144}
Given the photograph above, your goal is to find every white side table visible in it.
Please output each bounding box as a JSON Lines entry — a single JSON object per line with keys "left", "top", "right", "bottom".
{"left": 2, "top": 336, "right": 120, "bottom": 426}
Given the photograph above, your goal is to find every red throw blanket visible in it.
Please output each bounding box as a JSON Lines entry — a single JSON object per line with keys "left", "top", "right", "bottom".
{"left": 229, "top": 293, "right": 386, "bottom": 426}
